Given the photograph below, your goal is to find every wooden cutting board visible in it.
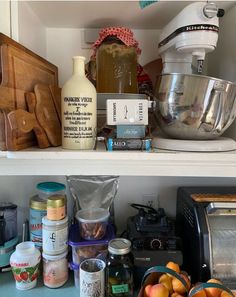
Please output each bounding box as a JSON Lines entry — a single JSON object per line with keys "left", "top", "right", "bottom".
{"left": 0, "top": 33, "right": 59, "bottom": 150}
{"left": 34, "top": 84, "right": 61, "bottom": 147}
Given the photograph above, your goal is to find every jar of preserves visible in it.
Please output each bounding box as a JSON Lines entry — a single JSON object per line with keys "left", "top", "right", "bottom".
{"left": 106, "top": 238, "right": 134, "bottom": 297}
{"left": 47, "top": 195, "right": 66, "bottom": 221}
{"left": 93, "top": 27, "right": 141, "bottom": 94}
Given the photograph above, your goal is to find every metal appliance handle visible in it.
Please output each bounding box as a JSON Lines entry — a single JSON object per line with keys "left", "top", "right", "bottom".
{"left": 206, "top": 202, "right": 236, "bottom": 214}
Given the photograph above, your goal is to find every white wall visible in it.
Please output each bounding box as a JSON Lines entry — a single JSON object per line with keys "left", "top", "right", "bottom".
{"left": 13, "top": 1, "right": 47, "bottom": 58}
{"left": 0, "top": 0, "right": 10, "bottom": 36}
{"left": 1, "top": 175, "right": 236, "bottom": 235}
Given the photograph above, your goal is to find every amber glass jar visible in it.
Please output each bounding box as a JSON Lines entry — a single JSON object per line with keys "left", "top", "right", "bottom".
{"left": 96, "top": 36, "right": 138, "bottom": 94}
{"left": 106, "top": 238, "right": 134, "bottom": 297}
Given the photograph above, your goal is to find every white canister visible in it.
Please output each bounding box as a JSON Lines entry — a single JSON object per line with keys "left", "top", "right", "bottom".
{"left": 80, "top": 258, "right": 105, "bottom": 297}
{"left": 42, "top": 216, "right": 68, "bottom": 255}
{"left": 10, "top": 241, "right": 41, "bottom": 290}
{"left": 43, "top": 251, "right": 68, "bottom": 288}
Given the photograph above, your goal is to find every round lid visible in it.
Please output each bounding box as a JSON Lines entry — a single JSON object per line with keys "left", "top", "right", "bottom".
{"left": 0, "top": 202, "right": 17, "bottom": 211}
{"left": 37, "top": 182, "right": 66, "bottom": 193}
{"left": 43, "top": 250, "right": 68, "bottom": 261}
{"left": 16, "top": 241, "right": 37, "bottom": 254}
{"left": 76, "top": 208, "right": 109, "bottom": 223}
{"left": 47, "top": 195, "right": 65, "bottom": 208}
{"left": 30, "top": 195, "right": 47, "bottom": 210}
{"left": 108, "top": 238, "right": 131, "bottom": 255}
{"left": 42, "top": 215, "right": 68, "bottom": 226}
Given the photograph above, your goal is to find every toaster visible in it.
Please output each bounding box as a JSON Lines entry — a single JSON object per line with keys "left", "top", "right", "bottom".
{"left": 176, "top": 186, "right": 236, "bottom": 289}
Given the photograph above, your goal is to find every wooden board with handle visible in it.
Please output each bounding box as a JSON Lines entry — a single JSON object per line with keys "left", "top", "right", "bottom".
{"left": 0, "top": 33, "right": 59, "bottom": 150}
{"left": 34, "top": 84, "right": 61, "bottom": 147}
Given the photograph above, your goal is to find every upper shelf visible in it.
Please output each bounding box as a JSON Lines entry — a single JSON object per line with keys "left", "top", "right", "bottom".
{"left": 1, "top": 143, "right": 236, "bottom": 177}
{"left": 26, "top": 1, "right": 234, "bottom": 30}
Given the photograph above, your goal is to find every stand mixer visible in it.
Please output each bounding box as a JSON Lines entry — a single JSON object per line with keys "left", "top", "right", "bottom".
{"left": 159, "top": 2, "right": 221, "bottom": 75}
{"left": 153, "top": 2, "right": 236, "bottom": 152}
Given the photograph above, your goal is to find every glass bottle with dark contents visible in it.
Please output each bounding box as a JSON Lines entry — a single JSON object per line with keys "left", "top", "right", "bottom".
{"left": 106, "top": 238, "right": 134, "bottom": 297}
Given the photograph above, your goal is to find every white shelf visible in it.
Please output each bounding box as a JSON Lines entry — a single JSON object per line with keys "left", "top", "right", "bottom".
{"left": 1, "top": 144, "right": 236, "bottom": 177}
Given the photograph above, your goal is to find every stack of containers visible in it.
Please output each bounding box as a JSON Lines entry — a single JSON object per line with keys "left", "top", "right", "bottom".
{"left": 68, "top": 208, "right": 115, "bottom": 288}
{"left": 29, "top": 182, "right": 68, "bottom": 289}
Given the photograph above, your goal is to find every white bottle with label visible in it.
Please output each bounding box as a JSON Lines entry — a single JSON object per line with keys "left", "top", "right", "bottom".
{"left": 61, "top": 56, "right": 97, "bottom": 150}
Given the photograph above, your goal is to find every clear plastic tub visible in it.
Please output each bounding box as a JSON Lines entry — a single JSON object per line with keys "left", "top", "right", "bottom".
{"left": 36, "top": 182, "right": 66, "bottom": 199}
{"left": 76, "top": 208, "right": 110, "bottom": 240}
{"left": 68, "top": 223, "right": 115, "bottom": 266}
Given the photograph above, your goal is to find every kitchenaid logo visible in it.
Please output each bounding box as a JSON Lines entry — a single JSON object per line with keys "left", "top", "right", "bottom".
{"left": 186, "top": 24, "right": 219, "bottom": 32}
{"left": 158, "top": 24, "right": 219, "bottom": 47}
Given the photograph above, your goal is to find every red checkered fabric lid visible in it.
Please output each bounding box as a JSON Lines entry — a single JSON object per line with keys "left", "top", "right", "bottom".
{"left": 92, "top": 26, "right": 141, "bottom": 55}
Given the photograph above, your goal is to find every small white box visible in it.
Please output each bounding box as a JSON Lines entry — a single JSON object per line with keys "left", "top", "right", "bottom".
{"left": 106, "top": 99, "right": 149, "bottom": 125}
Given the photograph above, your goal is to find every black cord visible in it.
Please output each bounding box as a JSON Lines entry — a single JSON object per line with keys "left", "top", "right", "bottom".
{"left": 130, "top": 203, "right": 157, "bottom": 214}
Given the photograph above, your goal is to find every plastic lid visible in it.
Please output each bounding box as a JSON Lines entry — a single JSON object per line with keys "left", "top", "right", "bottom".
{"left": 43, "top": 250, "right": 68, "bottom": 261}
{"left": 108, "top": 238, "right": 131, "bottom": 255}
{"left": 76, "top": 208, "right": 109, "bottom": 223}
{"left": 42, "top": 215, "right": 68, "bottom": 226}
{"left": 37, "top": 182, "right": 66, "bottom": 193}
{"left": 16, "top": 241, "right": 36, "bottom": 254}
{"left": 68, "top": 223, "right": 115, "bottom": 247}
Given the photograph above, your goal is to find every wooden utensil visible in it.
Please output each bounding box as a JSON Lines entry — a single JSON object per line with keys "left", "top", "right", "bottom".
{"left": 26, "top": 92, "right": 51, "bottom": 148}
{"left": 7, "top": 109, "right": 50, "bottom": 149}
{"left": 34, "top": 84, "right": 61, "bottom": 147}
{"left": 49, "top": 85, "right": 61, "bottom": 122}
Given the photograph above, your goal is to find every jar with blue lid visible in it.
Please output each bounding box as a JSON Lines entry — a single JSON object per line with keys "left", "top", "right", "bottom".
{"left": 37, "top": 182, "right": 66, "bottom": 199}
{"left": 30, "top": 182, "right": 66, "bottom": 249}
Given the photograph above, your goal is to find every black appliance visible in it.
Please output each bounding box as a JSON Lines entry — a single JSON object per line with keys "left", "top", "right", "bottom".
{"left": 176, "top": 186, "right": 236, "bottom": 289}
{"left": 126, "top": 203, "right": 183, "bottom": 285}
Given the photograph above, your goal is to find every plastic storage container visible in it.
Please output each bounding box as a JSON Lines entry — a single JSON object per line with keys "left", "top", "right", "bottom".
{"left": 10, "top": 241, "right": 41, "bottom": 290}
{"left": 30, "top": 196, "right": 47, "bottom": 249}
{"left": 68, "top": 223, "right": 115, "bottom": 266}
{"left": 36, "top": 182, "right": 66, "bottom": 199}
{"left": 42, "top": 216, "right": 68, "bottom": 255}
{"left": 43, "top": 251, "right": 68, "bottom": 288}
{"left": 76, "top": 208, "right": 110, "bottom": 240}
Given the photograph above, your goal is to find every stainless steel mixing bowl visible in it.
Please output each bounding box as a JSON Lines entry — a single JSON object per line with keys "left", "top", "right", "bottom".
{"left": 154, "top": 73, "right": 236, "bottom": 140}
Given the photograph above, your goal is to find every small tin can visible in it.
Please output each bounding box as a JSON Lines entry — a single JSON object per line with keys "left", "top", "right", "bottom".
{"left": 30, "top": 196, "right": 47, "bottom": 249}
{"left": 42, "top": 216, "right": 68, "bottom": 255}
{"left": 80, "top": 258, "right": 106, "bottom": 297}
{"left": 47, "top": 195, "right": 66, "bottom": 221}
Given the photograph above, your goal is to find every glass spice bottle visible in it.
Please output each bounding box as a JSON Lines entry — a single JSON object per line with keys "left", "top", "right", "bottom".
{"left": 106, "top": 238, "right": 134, "bottom": 297}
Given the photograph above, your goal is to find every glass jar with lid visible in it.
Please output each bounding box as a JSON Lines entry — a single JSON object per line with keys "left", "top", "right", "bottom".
{"left": 93, "top": 27, "right": 141, "bottom": 94}
{"left": 106, "top": 238, "right": 134, "bottom": 297}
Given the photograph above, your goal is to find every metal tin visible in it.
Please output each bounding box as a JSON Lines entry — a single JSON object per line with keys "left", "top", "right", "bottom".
{"left": 47, "top": 195, "right": 66, "bottom": 221}
{"left": 108, "top": 238, "right": 131, "bottom": 255}
{"left": 80, "top": 258, "right": 106, "bottom": 297}
{"left": 30, "top": 196, "right": 47, "bottom": 249}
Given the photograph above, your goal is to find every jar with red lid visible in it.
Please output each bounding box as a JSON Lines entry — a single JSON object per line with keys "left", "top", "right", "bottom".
{"left": 94, "top": 27, "right": 141, "bottom": 94}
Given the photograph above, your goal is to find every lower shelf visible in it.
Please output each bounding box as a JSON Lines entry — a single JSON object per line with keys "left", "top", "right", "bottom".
{"left": 0, "top": 271, "right": 79, "bottom": 297}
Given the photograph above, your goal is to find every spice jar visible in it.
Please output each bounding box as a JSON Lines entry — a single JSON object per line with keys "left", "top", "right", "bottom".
{"left": 106, "top": 238, "right": 134, "bottom": 297}
{"left": 42, "top": 216, "right": 68, "bottom": 255}
{"left": 93, "top": 27, "right": 141, "bottom": 94}
{"left": 47, "top": 195, "right": 66, "bottom": 221}
{"left": 43, "top": 251, "right": 68, "bottom": 288}
{"left": 30, "top": 196, "right": 47, "bottom": 249}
